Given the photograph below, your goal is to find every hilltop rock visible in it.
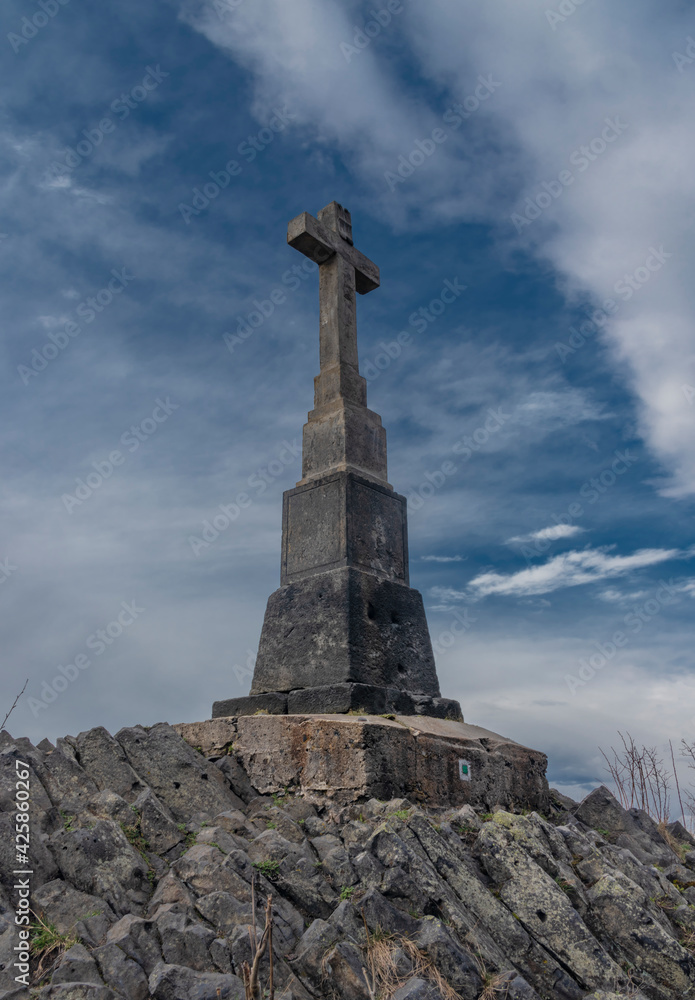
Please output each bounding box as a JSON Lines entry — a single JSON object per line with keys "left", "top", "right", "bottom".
{"left": 1, "top": 724, "right": 693, "bottom": 1000}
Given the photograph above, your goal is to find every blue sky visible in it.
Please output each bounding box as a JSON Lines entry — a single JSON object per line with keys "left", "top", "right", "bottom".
{"left": 2, "top": 0, "right": 694, "bottom": 802}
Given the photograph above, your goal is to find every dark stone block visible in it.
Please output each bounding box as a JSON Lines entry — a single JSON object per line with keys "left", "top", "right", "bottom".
{"left": 211, "top": 693, "right": 287, "bottom": 719}
{"left": 281, "top": 470, "right": 408, "bottom": 586}
{"left": 251, "top": 566, "right": 440, "bottom": 698}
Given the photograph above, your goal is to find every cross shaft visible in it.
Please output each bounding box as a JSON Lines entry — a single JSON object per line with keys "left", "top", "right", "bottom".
{"left": 287, "top": 202, "right": 379, "bottom": 406}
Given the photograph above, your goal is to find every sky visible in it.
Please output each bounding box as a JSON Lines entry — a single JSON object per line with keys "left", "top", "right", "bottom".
{"left": 1, "top": 0, "right": 694, "bottom": 806}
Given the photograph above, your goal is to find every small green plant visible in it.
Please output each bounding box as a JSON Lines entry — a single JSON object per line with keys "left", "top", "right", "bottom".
{"left": 340, "top": 885, "right": 355, "bottom": 901}
{"left": 253, "top": 859, "right": 280, "bottom": 881}
{"left": 121, "top": 824, "right": 149, "bottom": 856}
{"left": 392, "top": 809, "right": 410, "bottom": 822}
{"left": 30, "top": 912, "right": 78, "bottom": 980}
{"left": 313, "top": 860, "right": 324, "bottom": 868}
{"left": 266, "top": 820, "right": 277, "bottom": 830}
{"left": 130, "top": 803, "right": 140, "bottom": 814}
{"left": 554, "top": 877, "right": 574, "bottom": 895}
{"left": 184, "top": 832, "right": 197, "bottom": 849}
{"left": 595, "top": 827, "right": 610, "bottom": 838}
{"left": 60, "top": 810, "right": 76, "bottom": 832}
{"left": 480, "top": 813, "right": 494, "bottom": 822}
{"left": 177, "top": 823, "right": 186, "bottom": 832}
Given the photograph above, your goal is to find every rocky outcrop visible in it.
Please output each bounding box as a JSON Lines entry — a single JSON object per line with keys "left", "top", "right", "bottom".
{"left": 1, "top": 722, "right": 694, "bottom": 1000}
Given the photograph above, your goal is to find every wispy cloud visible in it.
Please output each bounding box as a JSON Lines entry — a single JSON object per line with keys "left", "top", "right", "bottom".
{"left": 507, "top": 524, "right": 585, "bottom": 545}
{"left": 421, "top": 554, "right": 466, "bottom": 563}
{"left": 468, "top": 547, "right": 683, "bottom": 598}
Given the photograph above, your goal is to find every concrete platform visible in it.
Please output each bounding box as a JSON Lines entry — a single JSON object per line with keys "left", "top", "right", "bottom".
{"left": 173, "top": 714, "right": 549, "bottom": 812}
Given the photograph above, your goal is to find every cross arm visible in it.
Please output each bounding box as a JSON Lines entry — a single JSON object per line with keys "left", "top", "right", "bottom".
{"left": 287, "top": 212, "right": 380, "bottom": 294}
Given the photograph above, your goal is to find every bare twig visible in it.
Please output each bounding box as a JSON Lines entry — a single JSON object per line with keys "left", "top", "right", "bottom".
{"left": 1, "top": 679, "right": 28, "bottom": 732}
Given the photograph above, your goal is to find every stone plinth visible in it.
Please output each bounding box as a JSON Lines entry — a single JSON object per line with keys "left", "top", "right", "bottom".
{"left": 174, "top": 715, "right": 549, "bottom": 812}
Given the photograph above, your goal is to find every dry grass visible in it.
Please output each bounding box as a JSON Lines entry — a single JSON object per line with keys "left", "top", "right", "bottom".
{"left": 359, "top": 924, "right": 507, "bottom": 1000}
{"left": 361, "top": 933, "right": 464, "bottom": 1000}
{"left": 29, "top": 910, "right": 79, "bottom": 984}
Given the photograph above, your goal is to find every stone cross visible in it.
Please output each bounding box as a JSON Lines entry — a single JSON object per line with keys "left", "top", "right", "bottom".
{"left": 287, "top": 202, "right": 380, "bottom": 409}
{"left": 211, "top": 201, "right": 461, "bottom": 723}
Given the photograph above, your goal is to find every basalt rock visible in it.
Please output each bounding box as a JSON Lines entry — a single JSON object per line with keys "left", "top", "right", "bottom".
{"left": 1, "top": 723, "right": 692, "bottom": 1000}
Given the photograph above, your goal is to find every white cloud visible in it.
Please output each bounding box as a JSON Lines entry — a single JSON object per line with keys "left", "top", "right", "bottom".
{"left": 421, "top": 554, "right": 466, "bottom": 563}
{"left": 468, "top": 546, "right": 683, "bottom": 598}
{"left": 185, "top": 0, "right": 695, "bottom": 496}
{"left": 508, "top": 523, "right": 585, "bottom": 545}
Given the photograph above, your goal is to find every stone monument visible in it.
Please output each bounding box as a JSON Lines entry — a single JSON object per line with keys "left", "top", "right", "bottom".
{"left": 213, "top": 202, "right": 461, "bottom": 720}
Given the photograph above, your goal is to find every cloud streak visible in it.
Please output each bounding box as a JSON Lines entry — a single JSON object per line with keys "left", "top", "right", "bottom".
{"left": 468, "top": 547, "right": 683, "bottom": 598}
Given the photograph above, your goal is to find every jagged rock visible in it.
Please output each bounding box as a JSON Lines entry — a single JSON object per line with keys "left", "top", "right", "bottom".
{"left": 147, "top": 873, "right": 195, "bottom": 917}
{"left": 93, "top": 941, "right": 150, "bottom": 1000}
{"left": 85, "top": 791, "right": 134, "bottom": 827}
{"left": 585, "top": 870, "right": 695, "bottom": 994}
{"left": 310, "top": 834, "right": 356, "bottom": 887}
{"left": 573, "top": 787, "right": 673, "bottom": 866}
{"left": 52, "top": 943, "right": 104, "bottom": 985}
{"left": 37, "top": 986, "right": 123, "bottom": 999}
{"left": 156, "top": 908, "right": 216, "bottom": 971}
{"left": 1, "top": 744, "right": 60, "bottom": 834}
{"left": 133, "top": 787, "right": 184, "bottom": 855}
{"left": 32, "top": 746, "right": 100, "bottom": 814}
{"left": 212, "top": 809, "right": 257, "bottom": 839}
{"left": 49, "top": 820, "right": 152, "bottom": 916}
{"left": 393, "top": 978, "right": 445, "bottom": 1000}
{"left": 213, "top": 754, "right": 256, "bottom": 806}
{"left": 667, "top": 820, "right": 695, "bottom": 847}
{"left": 498, "top": 972, "right": 543, "bottom": 999}
{"left": 148, "top": 960, "right": 244, "bottom": 999}
{"left": 5, "top": 715, "right": 695, "bottom": 1000}
{"left": 476, "top": 819, "right": 624, "bottom": 993}
{"left": 321, "top": 939, "right": 371, "bottom": 1000}
{"left": 256, "top": 806, "right": 306, "bottom": 843}
{"left": 210, "top": 937, "right": 233, "bottom": 974}
{"left": 74, "top": 727, "right": 146, "bottom": 802}
{"left": 172, "top": 845, "right": 250, "bottom": 899}
{"left": 116, "top": 724, "right": 239, "bottom": 822}
{"left": 32, "top": 880, "right": 117, "bottom": 948}
{"left": 352, "top": 849, "right": 384, "bottom": 888}
{"left": 196, "top": 826, "right": 246, "bottom": 855}
{"left": 414, "top": 918, "right": 483, "bottom": 999}
{"left": 104, "top": 913, "right": 162, "bottom": 974}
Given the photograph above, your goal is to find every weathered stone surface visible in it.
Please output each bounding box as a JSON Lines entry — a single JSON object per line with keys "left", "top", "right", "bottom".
{"left": 104, "top": 914, "right": 162, "bottom": 974}
{"left": 133, "top": 788, "right": 184, "bottom": 856}
{"left": 251, "top": 564, "right": 443, "bottom": 707}
{"left": 156, "top": 909, "right": 216, "bottom": 971}
{"left": 573, "top": 787, "right": 674, "bottom": 865}
{"left": 74, "top": 727, "right": 146, "bottom": 802}
{"left": 212, "top": 692, "right": 288, "bottom": 718}
{"left": 585, "top": 869, "right": 695, "bottom": 991}
{"left": 115, "top": 724, "right": 240, "bottom": 823}
{"left": 52, "top": 943, "right": 104, "bottom": 985}
{"left": 176, "top": 714, "right": 549, "bottom": 812}
{"left": 37, "top": 985, "right": 122, "bottom": 999}
{"left": 393, "top": 979, "right": 445, "bottom": 1000}
{"left": 49, "top": 820, "right": 152, "bottom": 916}
{"left": 32, "top": 880, "right": 117, "bottom": 948}
{"left": 476, "top": 819, "right": 623, "bottom": 992}
{"left": 148, "top": 961, "right": 244, "bottom": 1000}
{"left": 93, "top": 941, "right": 150, "bottom": 1000}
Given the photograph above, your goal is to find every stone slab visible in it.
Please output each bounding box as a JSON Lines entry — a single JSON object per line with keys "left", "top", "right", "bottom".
{"left": 174, "top": 714, "right": 549, "bottom": 812}
{"left": 212, "top": 685, "right": 461, "bottom": 720}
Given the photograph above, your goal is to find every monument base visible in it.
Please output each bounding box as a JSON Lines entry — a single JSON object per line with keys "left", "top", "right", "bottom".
{"left": 174, "top": 714, "right": 549, "bottom": 812}
{"left": 212, "top": 684, "right": 461, "bottom": 719}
